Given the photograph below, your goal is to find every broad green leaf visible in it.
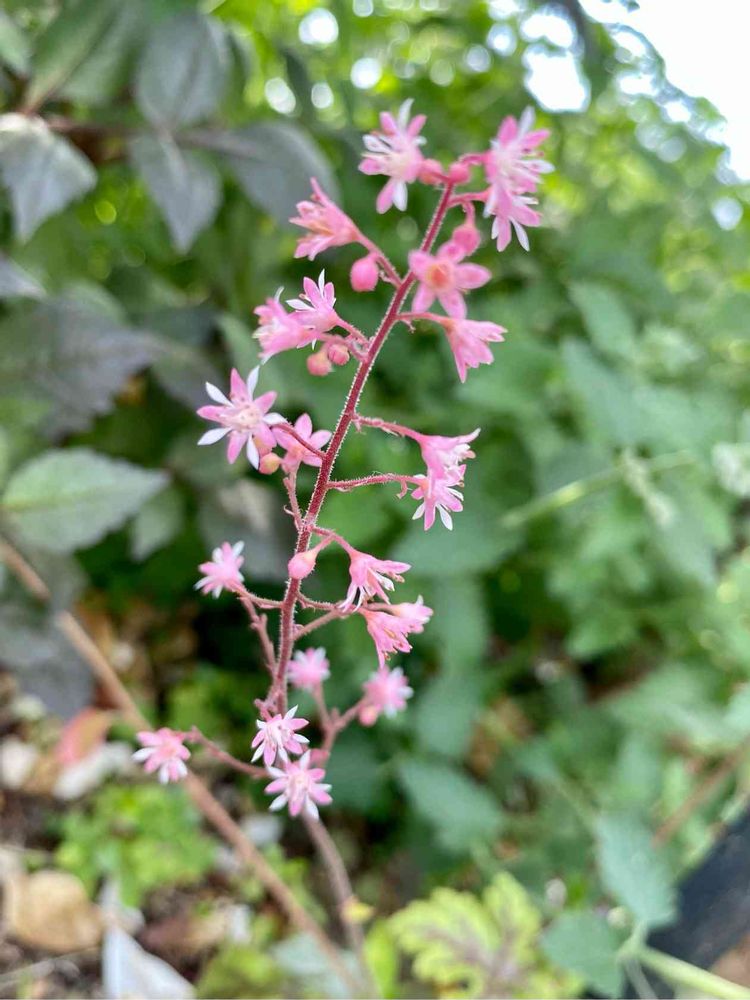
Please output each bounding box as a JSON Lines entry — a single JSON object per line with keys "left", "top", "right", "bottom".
{"left": 594, "top": 813, "right": 676, "bottom": 928}
{"left": 561, "top": 339, "right": 643, "bottom": 447}
{"left": 0, "top": 254, "right": 44, "bottom": 298}
{"left": 2, "top": 449, "right": 168, "bottom": 553}
{"left": 570, "top": 281, "right": 637, "bottom": 360}
{"left": 414, "top": 670, "right": 485, "bottom": 759}
{"left": 23, "top": 0, "right": 122, "bottom": 108}
{"left": 0, "top": 602, "right": 92, "bottom": 718}
{"left": 134, "top": 11, "right": 229, "bottom": 128}
{"left": 59, "top": 2, "right": 147, "bottom": 105}
{"left": 397, "top": 757, "right": 502, "bottom": 852}
{"left": 0, "top": 115, "right": 96, "bottom": 241}
{"left": 212, "top": 122, "right": 338, "bottom": 223}
{"left": 541, "top": 910, "right": 624, "bottom": 997}
{"left": 0, "top": 298, "right": 154, "bottom": 433}
{"left": 0, "top": 12, "right": 30, "bottom": 75}
{"left": 129, "top": 487, "right": 185, "bottom": 561}
{"left": 129, "top": 135, "right": 222, "bottom": 252}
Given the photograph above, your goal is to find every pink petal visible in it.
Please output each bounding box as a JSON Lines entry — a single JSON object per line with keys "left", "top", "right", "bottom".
{"left": 412, "top": 284, "right": 435, "bottom": 313}
{"left": 456, "top": 263, "right": 491, "bottom": 289}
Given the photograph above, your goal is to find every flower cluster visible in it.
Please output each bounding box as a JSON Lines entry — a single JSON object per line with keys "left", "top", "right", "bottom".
{"left": 135, "top": 103, "right": 551, "bottom": 823}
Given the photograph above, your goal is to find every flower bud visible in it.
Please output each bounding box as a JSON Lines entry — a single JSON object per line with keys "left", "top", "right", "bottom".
{"left": 358, "top": 704, "right": 379, "bottom": 727}
{"left": 288, "top": 550, "right": 317, "bottom": 580}
{"left": 447, "top": 161, "right": 470, "bottom": 184}
{"left": 418, "top": 158, "right": 444, "bottom": 185}
{"left": 350, "top": 254, "right": 379, "bottom": 292}
{"left": 307, "top": 349, "right": 333, "bottom": 377}
{"left": 258, "top": 452, "right": 282, "bottom": 475}
{"left": 326, "top": 342, "right": 350, "bottom": 366}
{"left": 451, "top": 219, "right": 481, "bottom": 255}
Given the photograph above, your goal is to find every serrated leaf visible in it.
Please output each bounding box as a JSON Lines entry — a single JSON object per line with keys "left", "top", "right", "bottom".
{"left": 2, "top": 449, "right": 168, "bottom": 553}
{"left": 594, "top": 814, "right": 676, "bottom": 929}
{"left": 129, "top": 134, "right": 221, "bottom": 253}
{"left": 59, "top": 2, "right": 147, "bottom": 105}
{"left": 209, "top": 122, "right": 337, "bottom": 223}
{"left": 0, "top": 254, "right": 44, "bottom": 298}
{"left": 134, "top": 11, "right": 228, "bottom": 128}
{"left": 397, "top": 758, "right": 502, "bottom": 852}
{"left": 391, "top": 873, "right": 577, "bottom": 999}
{"left": 23, "top": 0, "right": 122, "bottom": 108}
{"left": 561, "top": 338, "right": 643, "bottom": 447}
{"left": 570, "top": 281, "right": 637, "bottom": 360}
{"left": 0, "top": 298, "right": 154, "bottom": 434}
{"left": 129, "top": 487, "right": 185, "bottom": 561}
{"left": 541, "top": 911, "right": 624, "bottom": 997}
{"left": 0, "top": 12, "right": 31, "bottom": 75}
{"left": 414, "top": 671, "right": 485, "bottom": 758}
{"left": 0, "top": 115, "right": 96, "bottom": 241}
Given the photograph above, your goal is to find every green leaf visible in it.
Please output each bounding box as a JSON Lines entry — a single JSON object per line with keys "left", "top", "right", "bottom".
{"left": 561, "top": 339, "right": 643, "bottom": 447}
{"left": 570, "top": 282, "right": 637, "bottom": 360}
{"left": 397, "top": 757, "right": 502, "bottom": 852}
{"left": 0, "top": 11, "right": 31, "bottom": 75}
{"left": 214, "top": 122, "right": 338, "bottom": 223}
{"left": 0, "top": 115, "right": 96, "bottom": 241}
{"left": 414, "top": 670, "right": 485, "bottom": 759}
{"left": 134, "top": 11, "right": 229, "bottom": 128}
{"left": 23, "top": 0, "right": 123, "bottom": 108}
{"left": 0, "top": 602, "right": 92, "bottom": 718}
{"left": 129, "top": 135, "right": 221, "bottom": 253}
{"left": 391, "top": 873, "right": 578, "bottom": 999}
{"left": 58, "top": 2, "right": 146, "bottom": 105}
{"left": 0, "top": 298, "right": 154, "bottom": 433}
{"left": 2, "top": 448, "right": 168, "bottom": 553}
{"left": 594, "top": 813, "right": 676, "bottom": 929}
{"left": 129, "top": 486, "right": 185, "bottom": 561}
{"left": 541, "top": 910, "right": 624, "bottom": 997}
{"left": 0, "top": 254, "right": 44, "bottom": 298}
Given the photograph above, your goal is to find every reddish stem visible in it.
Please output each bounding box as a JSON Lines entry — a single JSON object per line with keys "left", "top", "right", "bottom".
{"left": 327, "top": 473, "right": 420, "bottom": 492}
{"left": 277, "top": 423, "right": 328, "bottom": 462}
{"left": 271, "top": 184, "right": 456, "bottom": 711}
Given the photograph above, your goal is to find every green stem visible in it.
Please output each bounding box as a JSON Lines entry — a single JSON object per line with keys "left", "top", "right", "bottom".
{"left": 636, "top": 945, "right": 750, "bottom": 999}
{"left": 499, "top": 450, "right": 695, "bottom": 531}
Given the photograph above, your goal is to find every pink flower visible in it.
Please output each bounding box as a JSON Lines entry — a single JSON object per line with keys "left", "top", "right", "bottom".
{"left": 133, "top": 728, "right": 190, "bottom": 784}
{"left": 251, "top": 706, "right": 309, "bottom": 768}
{"left": 350, "top": 253, "right": 379, "bottom": 292}
{"left": 289, "top": 647, "right": 330, "bottom": 690}
{"left": 274, "top": 413, "right": 331, "bottom": 473}
{"left": 265, "top": 751, "right": 332, "bottom": 819}
{"left": 359, "top": 100, "right": 427, "bottom": 213}
{"left": 197, "top": 367, "right": 285, "bottom": 468}
{"left": 195, "top": 541, "right": 245, "bottom": 598}
{"left": 287, "top": 271, "right": 339, "bottom": 335}
{"left": 254, "top": 295, "right": 316, "bottom": 362}
{"left": 408, "top": 242, "right": 490, "bottom": 319}
{"left": 359, "top": 666, "right": 413, "bottom": 725}
{"left": 410, "top": 468, "right": 465, "bottom": 530}
{"left": 360, "top": 597, "right": 433, "bottom": 668}
{"left": 412, "top": 429, "right": 480, "bottom": 481}
{"left": 483, "top": 107, "right": 552, "bottom": 251}
{"left": 439, "top": 316, "right": 506, "bottom": 382}
{"left": 290, "top": 178, "right": 360, "bottom": 260}
{"left": 341, "top": 548, "right": 411, "bottom": 610}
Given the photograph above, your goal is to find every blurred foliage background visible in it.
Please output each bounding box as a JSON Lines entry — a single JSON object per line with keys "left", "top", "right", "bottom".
{"left": 1, "top": 0, "right": 750, "bottom": 996}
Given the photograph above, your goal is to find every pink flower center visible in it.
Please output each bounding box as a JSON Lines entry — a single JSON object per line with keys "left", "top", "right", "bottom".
{"left": 229, "top": 402, "right": 262, "bottom": 431}
{"left": 425, "top": 261, "right": 453, "bottom": 290}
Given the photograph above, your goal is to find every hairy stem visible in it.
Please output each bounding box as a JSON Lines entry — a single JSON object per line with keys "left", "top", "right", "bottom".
{"left": 272, "top": 182, "right": 455, "bottom": 710}
{"left": 0, "top": 538, "right": 362, "bottom": 996}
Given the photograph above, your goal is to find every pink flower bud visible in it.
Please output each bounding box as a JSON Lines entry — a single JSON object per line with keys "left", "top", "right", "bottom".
{"left": 288, "top": 550, "right": 317, "bottom": 580}
{"left": 350, "top": 254, "right": 379, "bottom": 292}
{"left": 448, "top": 161, "right": 470, "bottom": 184}
{"left": 259, "top": 452, "right": 282, "bottom": 475}
{"left": 451, "top": 219, "right": 481, "bottom": 255}
{"left": 326, "top": 342, "right": 350, "bottom": 366}
{"left": 418, "top": 158, "right": 444, "bottom": 185}
{"left": 307, "top": 349, "right": 333, "bottom": 377}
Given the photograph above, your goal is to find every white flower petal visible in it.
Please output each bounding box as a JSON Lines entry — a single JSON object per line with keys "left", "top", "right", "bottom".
{"left": 205, "top": 382, "right": 230, "bottom": 404}
{"left": 246, "top": 437, "right": 260, "bottom": 469}
{"left": 246, "top": 367, "right": 260, "bottom": 395}
{"left": 198, "top": 427, "right": 230, "bottom": 446}
{"left": 269, "top": 794, "right": 288, "bottom": 812}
